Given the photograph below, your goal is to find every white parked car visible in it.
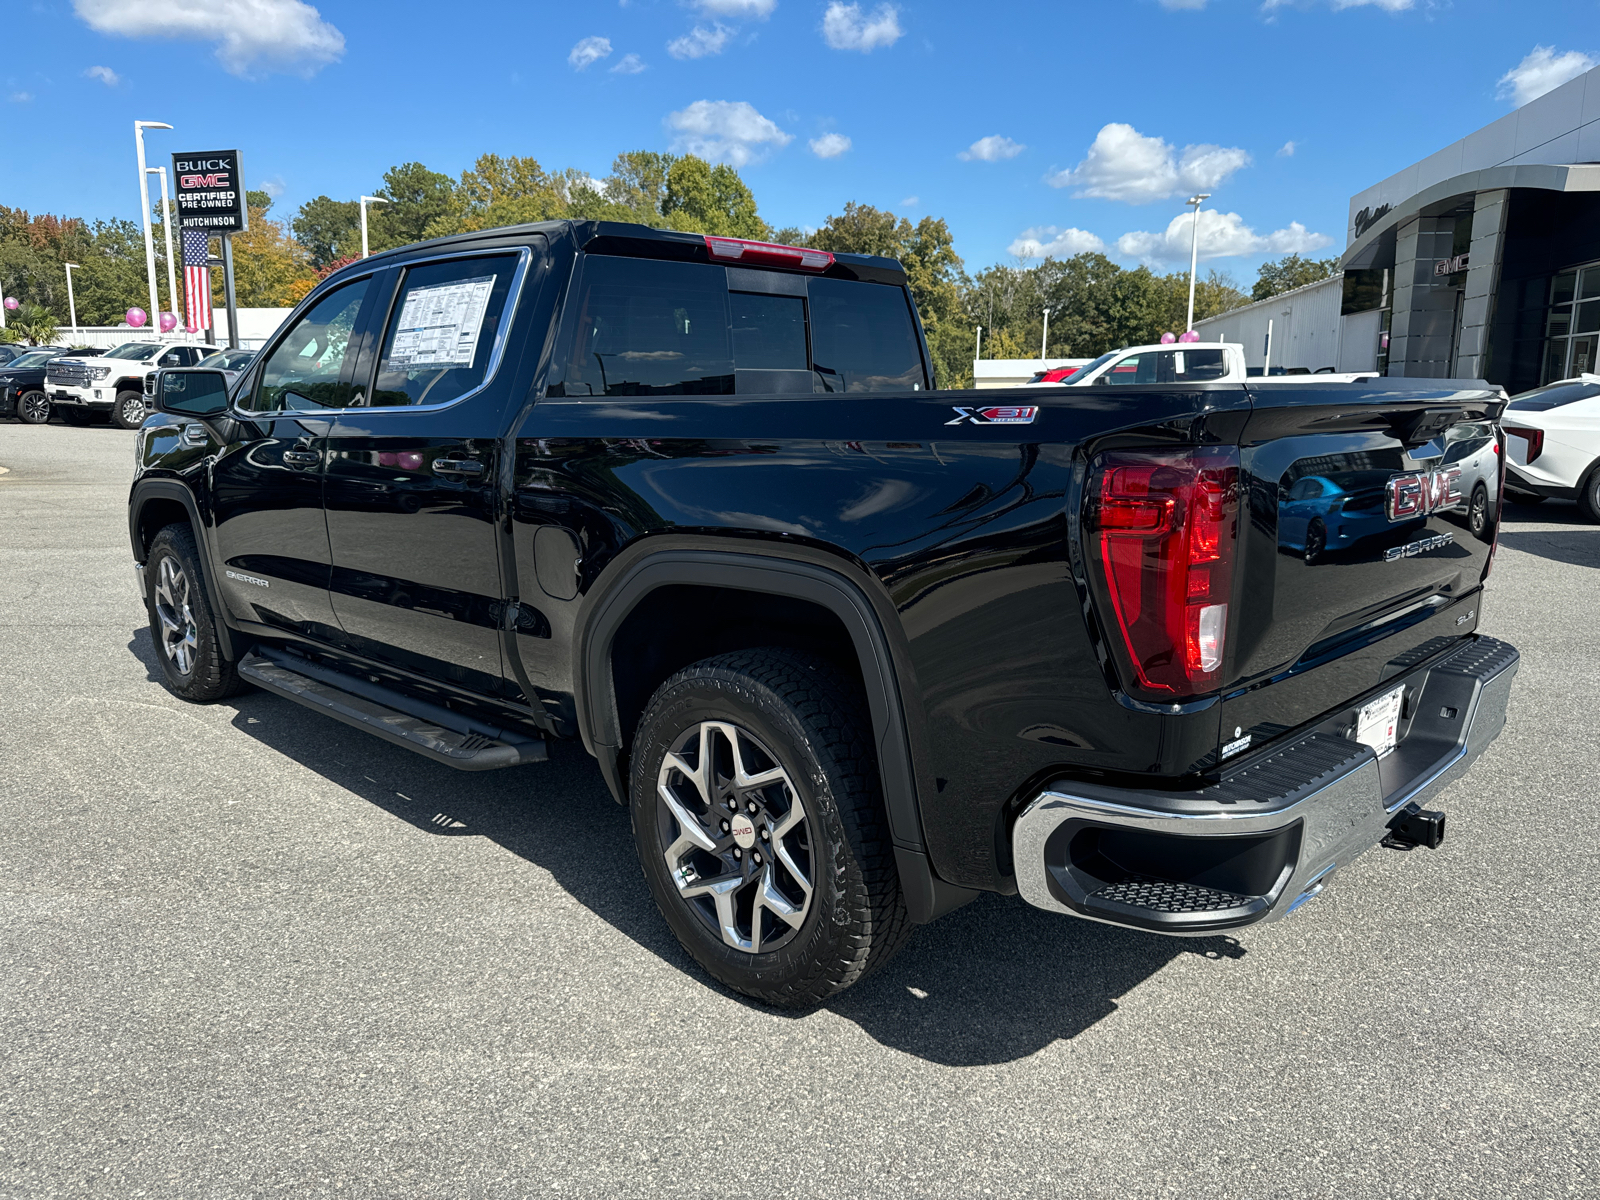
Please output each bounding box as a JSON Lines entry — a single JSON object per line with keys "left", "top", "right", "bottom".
{"left": 48, "top": 340, "right": 221, "bottom": 429}
{"left": 1500, "top": 374, "right": 1600, "bottom": 521}
{"left": 1025, "top": 342, "right": 1377, "bottom": 387}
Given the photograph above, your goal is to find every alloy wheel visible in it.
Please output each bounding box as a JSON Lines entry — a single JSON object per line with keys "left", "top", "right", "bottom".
{"left": 153, "top": 557, "right": 199, "bottom": 675}
{"left": 19, "top": 392, "right": 50, "bottom": 423}
{"left": 1470, "top": 487, "right": 1489, "bottom": 537}
{"left": 656, "top": 719, "right": 813, "bottom": 954}
{"left": 120, "top": 393, "right": 146, "bottom": 428}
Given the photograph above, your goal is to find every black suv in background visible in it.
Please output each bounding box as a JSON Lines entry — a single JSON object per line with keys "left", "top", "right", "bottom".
{"left": 130, "top": 221, "right": 1518, "bottom": 1005}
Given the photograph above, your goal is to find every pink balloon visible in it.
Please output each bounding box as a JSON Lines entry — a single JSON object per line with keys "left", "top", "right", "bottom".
{"left": 159, "top": 311, "right": 178, "bottom": 332}
{"left": 126, "top": 307, "right": 148, "bottom": 328}
{"left": 2, "top": 297, "right": 17, "bottom": 311}
{"left": 1159, "top": 332, "right": 1177, "bottom": 344}
{"left": 184, "top": 323, "right": 198, "bottom": 334}
{"left": 1179, "top": 330, "right": 1200, "bottom": 343}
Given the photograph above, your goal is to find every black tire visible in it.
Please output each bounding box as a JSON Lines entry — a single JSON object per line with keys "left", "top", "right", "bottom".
{"left": 630, "top": 649, "right": 910, "bottom": 1007}
{"left": 1468, "top": 483, "right": 1492, "bottom": 541}
{"left": 58, "top": 406, "right": 94, "bottom": 426}
{"left": 111, "top": 389, "right": 147, "bottom": 430}
{"left": 1304, "top": 519, "right": 1326, "bottom": 565}
{"left": 145, "top": 524, "right": 246, "bottom": 702}
{"left": 16, "top": 390, "right": 51, "bottom": 424}
{"left": 1578, "top": 467, "right": 1600, "bottom": 524}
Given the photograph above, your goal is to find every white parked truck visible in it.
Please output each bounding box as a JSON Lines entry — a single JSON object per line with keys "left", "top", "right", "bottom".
{"left": 48, "top": 340, "right": 220, "bottom": 429}
{"left": 1026, "top": 342, "right": 1379, "bottom": 388}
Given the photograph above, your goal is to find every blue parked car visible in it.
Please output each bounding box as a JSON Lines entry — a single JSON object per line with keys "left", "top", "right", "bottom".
{"left": 1279, "top": 474, "right": 1396, "bottom": 562}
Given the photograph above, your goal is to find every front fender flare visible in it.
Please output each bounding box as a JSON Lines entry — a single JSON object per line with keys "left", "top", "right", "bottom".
{"left": 128, "top": 477, "right": 237, "bottom": 662}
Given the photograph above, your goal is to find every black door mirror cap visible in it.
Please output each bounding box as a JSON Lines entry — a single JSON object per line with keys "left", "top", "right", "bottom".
{"left": 157, "top": 368, "right": 231, "bottom": 418}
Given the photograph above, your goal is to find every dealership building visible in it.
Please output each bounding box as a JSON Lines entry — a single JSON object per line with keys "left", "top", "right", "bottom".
{"left": 1197, "top": 62, "right": 1600, "bottom": 392}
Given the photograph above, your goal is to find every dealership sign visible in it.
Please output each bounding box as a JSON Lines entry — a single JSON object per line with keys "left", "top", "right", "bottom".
{"left": 1433, "top": 254, "right": 1469, "bottom": 277}
{"left": 172, "top": 150, "right": 248, "bottom": 233}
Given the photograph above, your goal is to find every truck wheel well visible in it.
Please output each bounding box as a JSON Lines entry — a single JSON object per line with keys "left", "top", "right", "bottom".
{"left": 609, "top": 583, "right": 866, "bottom": 751}
{"left": 135, "top": 498, "right": 191, "bottom": 558}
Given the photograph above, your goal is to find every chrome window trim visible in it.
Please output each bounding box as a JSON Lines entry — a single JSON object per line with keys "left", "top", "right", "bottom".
{"left": 236, "top": 244, "right": 536, "bottom": 420}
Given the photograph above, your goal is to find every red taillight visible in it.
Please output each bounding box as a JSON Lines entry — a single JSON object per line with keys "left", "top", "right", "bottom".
{"left": 704, "top": 236, "right": 835, "bottom": 272}
{"left": 1088, "top": 447, "right": 1240, "bottom": 696}
{"left": 1503, "top": 425, "right": 1543, "bottom": 463}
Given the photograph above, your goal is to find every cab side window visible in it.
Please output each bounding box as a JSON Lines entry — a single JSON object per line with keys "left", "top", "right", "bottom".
{"left": 158, "top": 349, "right": 184, "bottom": 368}
{"left": 367, "top": 254, "right": 520, "bottom": 408}
{"left": 250, "top": 278, "right": 370, "bottom": 412}
{"left": 1103, "top": 354, "right": 1155, "bottom": 385}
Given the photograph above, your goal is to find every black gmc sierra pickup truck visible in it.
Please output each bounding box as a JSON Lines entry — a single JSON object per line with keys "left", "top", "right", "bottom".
{"left": 129, "top": 221, "right": 1520, "bottom": 1006}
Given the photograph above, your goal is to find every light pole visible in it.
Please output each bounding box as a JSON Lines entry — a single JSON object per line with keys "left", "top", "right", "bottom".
{"left": 1185, "top": 193, "right": 1210, "bottom": 335}
{"left": 63, "top": 263, "right": 80, "bottom": 340}
{"left": 360, "top": 195, "right": 389, "bottom": 258}
{"left": 974, "top": 325, "right": 982, "bottom": 363}
{"left": 147, "top": 166, "right": 179, "bottom": 329}
{"left": 134, "top": 120, "right": 173, "bottom": 325}
{"left": 1040, "top": 307, "right": 1051, "bottom": 360}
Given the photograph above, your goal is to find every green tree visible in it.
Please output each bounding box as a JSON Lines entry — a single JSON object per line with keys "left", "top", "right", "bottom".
{"left": 1251, "top": 253, "right": 1340, "bottom": 302}
{"left": 369, "top": 162, "right": 460, "bottom": 251}
{"left": 218, "top": 194, "right": 317, "bottom": 307}
{"left": 659, "top": 156, "right": 767, "bottom": 238}
{"left": 602, "top": 151, "right": 677, "bottom": 220}
{"left": 10, "top": 301, "right": 59, "bottom": 344}
{"left": 292, "top": 196, "right": 362, "bottom": 268}
{"left": 1154, "top": 268, "right": 1248, "bottom": 334}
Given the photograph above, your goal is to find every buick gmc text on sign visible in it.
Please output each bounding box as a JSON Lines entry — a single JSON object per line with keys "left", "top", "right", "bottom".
{"left": 172, "top": 149, "right": 248, "bottom": 233}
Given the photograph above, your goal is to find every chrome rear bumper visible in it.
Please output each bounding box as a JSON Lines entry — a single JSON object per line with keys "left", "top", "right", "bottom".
{"left": 1013, "top": 636, "right": 1519, "bottom": 935}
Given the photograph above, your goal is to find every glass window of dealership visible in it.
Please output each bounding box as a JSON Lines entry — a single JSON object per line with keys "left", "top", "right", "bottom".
{"left": 1334, "top": 64, "right": 1600, "bottom": 391}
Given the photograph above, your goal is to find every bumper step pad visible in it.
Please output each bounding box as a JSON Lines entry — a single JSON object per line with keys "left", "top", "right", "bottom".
{"left": 239, "top": 650, "right": 547, "bottom": 771}
{"left": 1091, "top": 876, "right": 1255, "bottom": 915}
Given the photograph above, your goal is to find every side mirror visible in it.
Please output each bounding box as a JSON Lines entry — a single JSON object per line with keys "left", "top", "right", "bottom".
{"left": 158, "top": 368, "right": 230, "bottom": 418}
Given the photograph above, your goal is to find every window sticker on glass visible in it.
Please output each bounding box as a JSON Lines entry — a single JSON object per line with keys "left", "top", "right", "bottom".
{"left": 385, "top": 274, "right": 497, "bottom": 370}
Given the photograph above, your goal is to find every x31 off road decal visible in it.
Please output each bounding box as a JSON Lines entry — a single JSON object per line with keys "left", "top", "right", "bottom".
{"left": 945, "top": 405, "right": 1039, "bottom": 425}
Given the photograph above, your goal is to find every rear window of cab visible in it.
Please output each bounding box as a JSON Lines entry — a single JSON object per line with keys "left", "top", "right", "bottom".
{"left": 549, "top": 256, "right": 927, "bottom": 397}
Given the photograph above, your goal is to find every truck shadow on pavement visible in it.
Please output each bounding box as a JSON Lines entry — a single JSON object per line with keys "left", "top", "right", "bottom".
{"left": 1496, "top": 527, "right": 1600, "bottom": 568}
{"left": 129, "top": 628, "right": 1247, "bottom": 1067}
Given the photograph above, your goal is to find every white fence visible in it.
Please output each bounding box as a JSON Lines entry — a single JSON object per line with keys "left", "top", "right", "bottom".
{"left": 54, "top": 307, "right": 292, "bottom": 352}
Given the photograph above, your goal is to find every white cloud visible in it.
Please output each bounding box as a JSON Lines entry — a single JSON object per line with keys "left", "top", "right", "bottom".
{"left": 259, "top": 176, "right": 286, "bottom": 198}
{"left": 1047, "top": 122, "right": 1250, "bottom": 203}
{"left": 668, "top": 23, "right": 734, "bottom": 58}
{"left": 900, "top": 196, "right": 919, "bottom": 207}
{"left": 569, "top": 36, "right": 612, "bottom": 69}
{"left": 84, "top": 65, "right": 120, "bottom": 85}
{"left": 9, "top": 92, "right": 32, "bottom": 103}
{"left": 809, "top": 132, "right": 851, "bottom": 158}
{"left": 1277, "top": 140, "right": 1296, "bottom": 157}
{"left": 821, "top": 2, "right": 902, "bottom": 52}
{"left": 1115, "top": 209, "right": 1331, "bottom": 263}
{"left": 666, "top": 99, "right": 792, "bottom": 166}
{"left": 959, "top": 135, "right": 1025, "bottom": 162}
{"left": 691, "top": 0, "right": 776, "bottom": 15}
{"left": 1496, "top": 45, "right": 1597, "bottom": 108}
{"left": 73, "top": 0, "right": 344, "bottom": 77}
{"left": 611, "top": 52, "right": 647, "bottom": 73}
{"left": 1009, "top": 226, "right": 1107, "bottom": 260}
{"left": 1160, "top": 0, "right": 1207, "bottom": 8}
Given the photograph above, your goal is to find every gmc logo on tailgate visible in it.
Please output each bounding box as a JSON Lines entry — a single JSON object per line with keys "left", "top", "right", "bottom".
{"left": 1386, "top": 467, "right": 1462, "bottom": 521}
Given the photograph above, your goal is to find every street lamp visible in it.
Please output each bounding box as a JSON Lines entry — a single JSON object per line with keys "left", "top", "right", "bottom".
{"left": 147, "top": 166, "right": 178, "bottom": 329}
{"left": 63, "top": 263, "right": 80, "bottom": 340}
{"left": 359, "top": 195, "right": 389, "bottom": 258}
{"left": 1185, "top": 193, "right": 1210, "bottom": 335}
{"left": 134, "top": 120, "right": 173, "bottom": 326}
{"left": 1040, "top": 307, "right": 1051, "bottom": 360}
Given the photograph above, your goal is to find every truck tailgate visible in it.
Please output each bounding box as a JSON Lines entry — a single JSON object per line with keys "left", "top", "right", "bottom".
{"left": 1221, "top": 380, "right": 1505, "bottom": 761}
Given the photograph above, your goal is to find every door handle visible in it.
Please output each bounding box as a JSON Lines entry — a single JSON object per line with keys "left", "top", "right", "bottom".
{"left": 282, "top": 448, "right": 321, "bottom": 466}
{"left": 433, "top": 458, "right": 485, "bottom": 477}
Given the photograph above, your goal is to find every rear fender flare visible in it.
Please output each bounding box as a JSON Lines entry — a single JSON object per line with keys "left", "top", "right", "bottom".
{"left": 574, "top": 543, "right": 975, "bottom": 923}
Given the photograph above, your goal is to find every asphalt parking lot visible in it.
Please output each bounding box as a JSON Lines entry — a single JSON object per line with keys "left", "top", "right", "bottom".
{"left": 1, "top": 421, "right": 1595, "bottom": 1199}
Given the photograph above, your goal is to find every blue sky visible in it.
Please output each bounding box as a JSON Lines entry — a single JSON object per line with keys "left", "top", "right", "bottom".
{"left": 4, "top": 0, "right": 1597, "bottom": 283}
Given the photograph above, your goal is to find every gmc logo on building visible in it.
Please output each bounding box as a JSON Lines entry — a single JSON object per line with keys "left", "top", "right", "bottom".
{"left": 1386, "top": 467, "right": 1463, "bottom": 521}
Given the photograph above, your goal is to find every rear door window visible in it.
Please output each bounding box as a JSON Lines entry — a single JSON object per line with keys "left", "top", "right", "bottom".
{"left": 367, "top": 253, "right": 521, "bottom": 408}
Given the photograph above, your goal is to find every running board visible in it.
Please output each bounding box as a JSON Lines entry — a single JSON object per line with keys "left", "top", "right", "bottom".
{"left": 239, "top": 650, "right": 548, "bottom": 771}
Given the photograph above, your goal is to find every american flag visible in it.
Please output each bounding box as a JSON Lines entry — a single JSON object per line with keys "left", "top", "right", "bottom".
{"left": 182, "top": 229, "right": 212, "bottom": 332}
